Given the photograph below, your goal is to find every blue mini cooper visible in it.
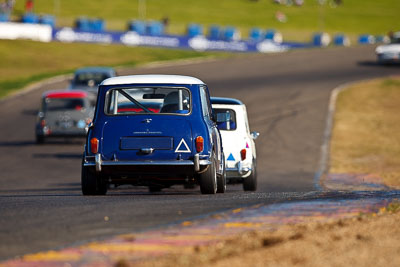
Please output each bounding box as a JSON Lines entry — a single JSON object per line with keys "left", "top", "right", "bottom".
{"left": 82, "top": 75, "right": 226, "bottom": 195}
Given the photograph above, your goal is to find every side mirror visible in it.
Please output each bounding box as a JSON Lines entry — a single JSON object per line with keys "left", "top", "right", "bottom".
{"left": 85, "top": 122, "right": 94, "bottom": 134}
{"left": 251, "top": 131, "right": 260, "bottom": 140}
{"left": 211, "top": 113, "right": 217, "bottom": 123}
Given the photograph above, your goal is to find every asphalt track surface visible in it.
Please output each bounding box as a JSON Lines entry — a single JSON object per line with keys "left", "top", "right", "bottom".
{"left": 0, "top": 46, "right": 399, "bottom": 260}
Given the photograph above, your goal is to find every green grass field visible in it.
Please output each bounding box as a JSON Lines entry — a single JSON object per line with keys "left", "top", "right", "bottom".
{"left": 1, "top": 0, "right": 399, "bottom": 98}
{"left": 0, "top": 40, "right": 226, "bottom": 98}
{"left": 11, "top": 0, "right": 400, "bottom": 37}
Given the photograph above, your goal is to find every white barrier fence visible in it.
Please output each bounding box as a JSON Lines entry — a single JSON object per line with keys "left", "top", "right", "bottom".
{"left": 0, "top": 22, "right": 52, "bottom": 42}
{"left": 0, "top": 22, "right": 307, "bottom": 52}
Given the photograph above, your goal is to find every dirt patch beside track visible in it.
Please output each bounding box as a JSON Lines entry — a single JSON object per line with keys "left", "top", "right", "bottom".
{"left": 329, "top": 76, "right": 400, "bottom": 189}
{"left": 142, "top": 204, "right": 400, "bottom": 267}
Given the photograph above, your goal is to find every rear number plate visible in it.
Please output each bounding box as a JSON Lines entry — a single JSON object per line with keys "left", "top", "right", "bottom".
{"left": 120, "top": 137, "right": 173, "bottom": 150}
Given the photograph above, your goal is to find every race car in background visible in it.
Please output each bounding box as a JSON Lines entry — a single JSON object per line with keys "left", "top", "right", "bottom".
{"left": 375, "top": 31, "right": 400, "bottom": 64}
{"left": 211, "top": 97, "right": 259, "bottom": 191}
{"left": 70, "top": 67, "right": 116, "bottom": 104}
{"left": 35, "top": 90, "right": 94, "bottom": 144}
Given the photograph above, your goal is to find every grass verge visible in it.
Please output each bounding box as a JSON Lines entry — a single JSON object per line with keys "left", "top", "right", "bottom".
{"left": 11, "top": 0, "right": 400, "bottom": 38}
{"left": 330, "top": 76, "right": 400, "bottom": 188}
{"left": 0, "top": 39, "right": 229, "bottom": 98}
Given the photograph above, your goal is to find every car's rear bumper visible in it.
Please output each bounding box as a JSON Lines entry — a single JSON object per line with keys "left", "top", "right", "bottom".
{"left": 377, "top": 53, "right": 400, "bottom": 64}
{"left": 83, "top": 153, "right": 211, "bottom": 173}
{"left": 226, "top": 161, "right": 252, "bottom": 178}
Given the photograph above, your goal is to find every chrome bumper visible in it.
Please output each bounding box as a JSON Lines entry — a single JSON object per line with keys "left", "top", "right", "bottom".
{"left": 226, "top": 161, "right": 252, "bottom": 177}
{"left": 84, "top": 153, "right": 211, "bottom": 173}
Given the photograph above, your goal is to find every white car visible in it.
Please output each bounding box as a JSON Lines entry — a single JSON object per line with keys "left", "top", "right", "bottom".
{"left": 211, "top": 97, "right": 259, "bottom": 191}
{"left": 375, "top": 31, "right": 400, "bottom": 64}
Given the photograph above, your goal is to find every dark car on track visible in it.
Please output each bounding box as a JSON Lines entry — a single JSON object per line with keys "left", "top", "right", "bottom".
{"left": 70, "top": 67, "right": 116, "bottom": 103}
{"left": 81, "top": 75, "right": 226, "bottom": 195}
{"left": 35, "top": 90, "right": 94, "bottom": 143}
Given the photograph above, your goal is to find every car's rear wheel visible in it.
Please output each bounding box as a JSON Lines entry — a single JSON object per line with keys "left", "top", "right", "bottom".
{"left": 81, "top": 165, "right": 107, "bottom": 195}
{"left": 216, "top": 155, "right": 226, "bottom": 193}
{"left": 199, "top": 155, "right": 217, "bottom": 194}
{"left": 243, "top": 160, "right": 257, "bottom": 191}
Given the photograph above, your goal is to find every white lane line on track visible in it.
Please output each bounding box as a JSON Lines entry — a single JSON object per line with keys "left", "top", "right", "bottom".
{"left": 313, "top": 85, "right": 344, "bottom": 191}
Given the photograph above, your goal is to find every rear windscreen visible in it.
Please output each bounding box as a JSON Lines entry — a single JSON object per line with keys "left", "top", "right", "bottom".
{"left": 74, "top": 73, "right": 110, "bottom": 87}
{"left": 105, "top": 87, "right": 191, "bottom": 115}
{"left": 45, "top": 98, "right": 85, "bottom": 112}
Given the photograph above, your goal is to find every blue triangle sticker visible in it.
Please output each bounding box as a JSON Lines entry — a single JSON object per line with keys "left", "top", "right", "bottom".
{"left": 227, "top": 153, "right": 235, "bottom": 161}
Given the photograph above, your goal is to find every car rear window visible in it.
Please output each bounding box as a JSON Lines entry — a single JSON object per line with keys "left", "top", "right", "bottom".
{"left": 213, "top": 108, "right": 237, "bottom": 130}
{"left": 45, "top": 98, "right": 85, "bottom": 112}
{"left": 105, "top": 87, "right": 191, "bottom": 115}
{"left": 74, "top": 73, "right": 110, "bottom": 87}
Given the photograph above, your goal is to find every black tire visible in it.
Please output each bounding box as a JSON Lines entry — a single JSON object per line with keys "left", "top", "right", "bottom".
{"left": 216, "top": 155, "right": 226, "bottom": 193}
{"left": 243, "top": 160, "right": 257, "bottom": 191}
{"left": 199, "top": 155, "right": 217, "bottom": 194}
{"left": 36, "top": 135, "right": 44, "bottom": 144}
{"left": 81, "top": 165, "right": 107, "bottom": 195}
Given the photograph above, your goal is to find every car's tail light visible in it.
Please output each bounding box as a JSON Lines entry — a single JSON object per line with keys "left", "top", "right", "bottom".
{"left": 90, "top": 138, "right": 99, "bottom": 154}
{"left": 195, "top": 136, "right": 204, "bottom": 153}
{"left": 240, "top": 149, "right": 246, "bottom": 161}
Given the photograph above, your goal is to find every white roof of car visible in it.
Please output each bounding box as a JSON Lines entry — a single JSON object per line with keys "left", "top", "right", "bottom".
{"left": 101, "top": 75, "right": 205, "bottom": 86}
{"left": 210, "top": 97, "right": 243, "bottom": 105}
{"left": 212, "top": 103, "right": 246, "bottom": 115}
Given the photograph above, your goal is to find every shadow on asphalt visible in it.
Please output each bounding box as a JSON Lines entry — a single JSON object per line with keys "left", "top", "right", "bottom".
{"left": 0, "top": 187, "right": 81, "bottom": 193}
{"left": 357, "top": 60, "right": 400, "bottom": 67}
{"left": 0, "top": 192, "right": 201, "bottom": 198}
{"left": 0, "top": 182, "right": 246, "bottom": 198}
{"left": 0, "top": 185, "right": 205, "bottom": 197}
{"left": 0, "top": 140, "right": 36, "bottom": 147}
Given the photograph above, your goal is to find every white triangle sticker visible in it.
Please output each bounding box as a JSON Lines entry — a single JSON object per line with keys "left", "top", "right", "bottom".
{"left": 175, "top": 138, "right": 191, "bottom": 153}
